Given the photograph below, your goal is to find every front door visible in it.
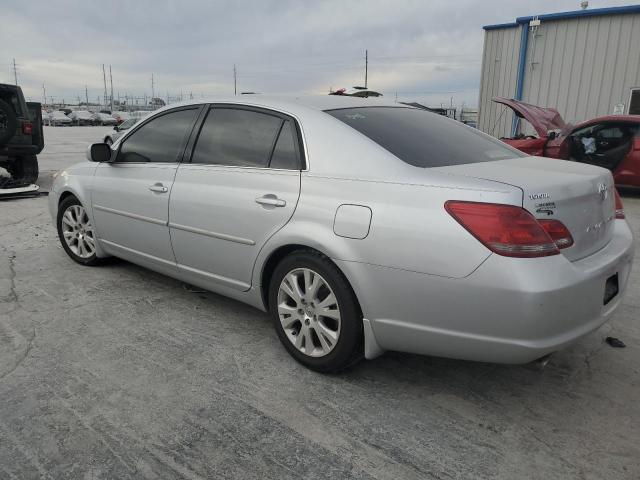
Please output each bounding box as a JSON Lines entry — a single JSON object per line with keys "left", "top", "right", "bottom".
{"left": 91, "top": 106, "right": 201, "bottom": 272}
{"left": 567, "top": 122, "right": 636, "bottom": 171}
{"left": 169, "top": 105, "right": 303, "bottom": 291}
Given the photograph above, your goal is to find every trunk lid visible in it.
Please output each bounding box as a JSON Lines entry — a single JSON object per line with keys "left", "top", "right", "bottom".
{"left": 434, "top": 157, "right": 616, "bottom": 261}
{"left": 493, "top": 97, "right": 568, "bottom": 138}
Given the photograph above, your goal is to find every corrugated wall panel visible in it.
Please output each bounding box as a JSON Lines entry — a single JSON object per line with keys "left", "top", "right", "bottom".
{"left": 479, "top": 12, "right": 640, "bottom": 139}
{"left": 478, "top": 26, "right": 521, "bottom": 138}
{"left": 521, "top": 12, "right": 640, "bottom": 126}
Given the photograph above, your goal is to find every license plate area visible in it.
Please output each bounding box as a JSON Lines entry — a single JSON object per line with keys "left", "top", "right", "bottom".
{"left": 603, "top": 273, "right": 619, "bottom": 305}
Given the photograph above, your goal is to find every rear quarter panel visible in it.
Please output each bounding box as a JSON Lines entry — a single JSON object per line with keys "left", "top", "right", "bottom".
{"left": 255, "top": 172, "right": 521, "bottom": 282}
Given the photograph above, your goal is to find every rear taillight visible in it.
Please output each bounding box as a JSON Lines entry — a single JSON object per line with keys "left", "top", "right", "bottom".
{"left": 614, "top": 189, "right": 625, "bottom": 219}
{"left": 538, "top": 219, "right": 574, "bottom": 249}
{"left": 22, "top": 121, "right": 33, "bottom": 135}
{"left": 445, "top": 201, "right": 559, "bottom": 258}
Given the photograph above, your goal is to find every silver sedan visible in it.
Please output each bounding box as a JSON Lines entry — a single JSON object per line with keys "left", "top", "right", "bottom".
{"left": 49, "top": 96, "right": 634, "bottom": 372}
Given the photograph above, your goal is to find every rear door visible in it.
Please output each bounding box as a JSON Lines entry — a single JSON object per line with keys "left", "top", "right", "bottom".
{"left": 91, "top": 106, "right": 201, "bottom": 271}
{"left": 169, "top": 105, "right": 303, "bottom": 291}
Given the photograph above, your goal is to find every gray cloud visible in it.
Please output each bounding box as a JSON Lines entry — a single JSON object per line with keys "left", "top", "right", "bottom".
{"left": 2, "top": 0, "right": 636, "bottom": 107}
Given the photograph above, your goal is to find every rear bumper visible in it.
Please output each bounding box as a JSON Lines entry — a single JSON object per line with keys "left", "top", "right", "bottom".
{"left": 337, "top": 220, "right": 634, "bottom": 363}
{"left": 0, "top": 144, "right": 39, "bottom": 157}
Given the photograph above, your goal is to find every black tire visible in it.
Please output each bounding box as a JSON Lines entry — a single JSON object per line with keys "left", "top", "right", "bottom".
{"left": 6, "top": 154, "right": 39, "bottom": 184}
{"left": 268, "top": 250, "right": 363, "bottom": 373}
{"left": 57, "top": 196, "right": 102, "bottom": 266}
{"left": 0, "top": 98, "right": 18, "bottom": 144}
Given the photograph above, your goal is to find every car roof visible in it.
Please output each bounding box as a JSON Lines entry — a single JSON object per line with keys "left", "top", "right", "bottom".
{"left": 151, "top": 94, "right": 406, "bottom": 117}
{"left": 574, "top": 114, "right": 640, "bottom": 127}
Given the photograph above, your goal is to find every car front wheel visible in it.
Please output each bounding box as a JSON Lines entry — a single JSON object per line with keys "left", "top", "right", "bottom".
{"left": 269, "top": 250, "right": 363, "bottom": 372}
{"left": 57, "top": 196, "right": 101, "bottom": 266}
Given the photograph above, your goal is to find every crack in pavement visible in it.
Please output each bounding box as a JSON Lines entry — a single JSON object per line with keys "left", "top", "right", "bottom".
{"left": 0, "top": 251, "right": 37, "bottom": 381}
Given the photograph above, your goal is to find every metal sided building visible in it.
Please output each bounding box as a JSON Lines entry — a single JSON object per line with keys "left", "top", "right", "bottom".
{"left": 478, "top": 5, "right": 640, "bottom": 139}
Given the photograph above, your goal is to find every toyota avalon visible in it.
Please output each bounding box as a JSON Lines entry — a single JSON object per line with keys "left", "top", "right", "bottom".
{"left": 49, "top": 96, "right": 634, "bottom": 372}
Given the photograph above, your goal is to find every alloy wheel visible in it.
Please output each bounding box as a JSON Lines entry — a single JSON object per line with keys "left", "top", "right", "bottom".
{"left": 277, "top": 268, "right": 341, "bottom": 357}
{"left": 61, "top": 204, "right": 96, "bottom": 258}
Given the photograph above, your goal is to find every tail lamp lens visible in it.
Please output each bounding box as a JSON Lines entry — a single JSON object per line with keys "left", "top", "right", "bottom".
{"left": 445, "top": 201, "right": 560, "bottom": 258}
{"left": 22, "top": 121, "right": 33, "bottom": 135}
{"left": 614, "top": 189, "right": 625, "bottom": 219}
{"left": 538, "top": 219, "right": 574, "bottom": 249}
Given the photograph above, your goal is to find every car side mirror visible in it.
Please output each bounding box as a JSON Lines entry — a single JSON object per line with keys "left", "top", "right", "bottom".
{"left": 87, "top": 143, "right": 112, "bottom": 162}
{"left": 113, "top": 125, "right": 119, "bottom": 131}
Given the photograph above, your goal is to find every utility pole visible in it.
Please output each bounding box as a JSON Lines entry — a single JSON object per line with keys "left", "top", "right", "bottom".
{"left": 364, "top": 50, "right": 368, "bottom": 88}
{"left": 12, "top": 58, "right": 18, "bottom": 85}
{"left": 42, "top": 84, "right": 47, "bottom": 106}
{"left": 151, "top": 73, "right": 155, "bottom": 103}
{"left": 85, "top": 85, "right": 89, "bottom": 106}
{"left": 102, "top": 64, "right": 108, "bottom": 109}
{"left": 109, "top": 65, "right": 114, "bottom": 112}
{"left": 233, "top": 64, "right": 237, "bottom": 95}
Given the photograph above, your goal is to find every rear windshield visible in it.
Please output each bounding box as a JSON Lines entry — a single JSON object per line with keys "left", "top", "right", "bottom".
{"left": 326, "top": 107, "right": 525, "bottom": 168}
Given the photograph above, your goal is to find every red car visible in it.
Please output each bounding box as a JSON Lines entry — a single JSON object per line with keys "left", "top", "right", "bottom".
{"left": 495, "top": 97, "right": 640, "bottom": 188}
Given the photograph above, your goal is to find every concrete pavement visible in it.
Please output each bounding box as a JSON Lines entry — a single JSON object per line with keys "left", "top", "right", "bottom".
{"left": 1, "top": 126, "right": 639, "bottom": 479}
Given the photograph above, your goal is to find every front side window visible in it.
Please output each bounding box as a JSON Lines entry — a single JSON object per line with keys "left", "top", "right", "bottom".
{"left": 192, "top": 108, "right": 287, "bottom": 168}
{"left": 117, "top": 108, "right": 198, "bottom": 163}
{"left": 327, "top": 107, "right": 524, "bottom": 168}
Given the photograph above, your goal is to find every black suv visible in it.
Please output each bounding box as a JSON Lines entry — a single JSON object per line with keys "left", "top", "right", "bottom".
{"left": 0, "top": 83, "right": 44, "bottom": 185}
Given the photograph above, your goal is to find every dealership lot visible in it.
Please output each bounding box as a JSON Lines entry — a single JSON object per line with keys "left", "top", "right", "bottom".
{"left": 1, "top": 127, "right": 640, "bottom": 479}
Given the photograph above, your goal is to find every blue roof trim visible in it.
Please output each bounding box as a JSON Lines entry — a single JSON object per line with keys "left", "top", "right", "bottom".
{"left": 512, "top": 24, "right": 529, "bottom": 137}
{"left": 483, "top": 4, "right": 640, "bottom": 30}
{"left": 483, "top": 22, "right": 518, "bottom": 31}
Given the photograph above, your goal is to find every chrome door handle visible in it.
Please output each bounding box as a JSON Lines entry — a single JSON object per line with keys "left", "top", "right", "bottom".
{"left": 255, "top": 195, "right": 286, "bottom": 207}
{"left": 149, "top": 183, "right": 168, "bottom": 193}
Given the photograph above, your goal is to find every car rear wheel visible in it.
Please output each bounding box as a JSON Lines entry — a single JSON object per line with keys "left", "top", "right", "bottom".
{"left": 269, "top": 250, "right": 363, "bottom": 372}
{"left": 57, "top": 196, "right": 101, "bottom": 266}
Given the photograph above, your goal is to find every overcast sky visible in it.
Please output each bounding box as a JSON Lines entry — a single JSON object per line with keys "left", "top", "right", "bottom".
{"left": 2, "top": 0, "right": 636, "bottom": 108}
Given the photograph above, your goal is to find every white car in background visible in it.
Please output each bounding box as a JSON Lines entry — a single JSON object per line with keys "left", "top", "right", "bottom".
{"left": 130, "top": 110, "right": 154, "bottom": 120}
{"left": 46, "top": 110, "right": 72, "bottom": 126}
{"left": 103, "top": 118, "right": 138, "bottom": 145}
{"left": 68, "top": 110, "right": 94, "bottom": 126}
{"left": 111, "top": 111, "right": 130, "bottom": 124}
{"left": 93, "top": 113, "right": 117, "bottom": 126}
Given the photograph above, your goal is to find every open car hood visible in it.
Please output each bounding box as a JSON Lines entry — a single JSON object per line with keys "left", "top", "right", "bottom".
{"left": 493, "top": 97, "right": 567, "bottom": 138}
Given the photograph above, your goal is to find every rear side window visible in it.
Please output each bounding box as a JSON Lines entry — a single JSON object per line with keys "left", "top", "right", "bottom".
{"left": 326, "top": 107, "right": 525, "bottom": 168}
{"left": 192, "top": 108, "right": 283, "bottom": 167}
{"left": 117, "top": 108, "right": 198, "bottom": 163}
{"left": 270, "top": 120, "right": 300, "bottom": 169}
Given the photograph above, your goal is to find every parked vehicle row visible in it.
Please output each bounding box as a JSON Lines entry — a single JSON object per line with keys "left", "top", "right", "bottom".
{"left": 42, "top": 109, "right": 153, "bottom": 127}
{"left": 50, "top": 96, "right": 633, "bottom": 372}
